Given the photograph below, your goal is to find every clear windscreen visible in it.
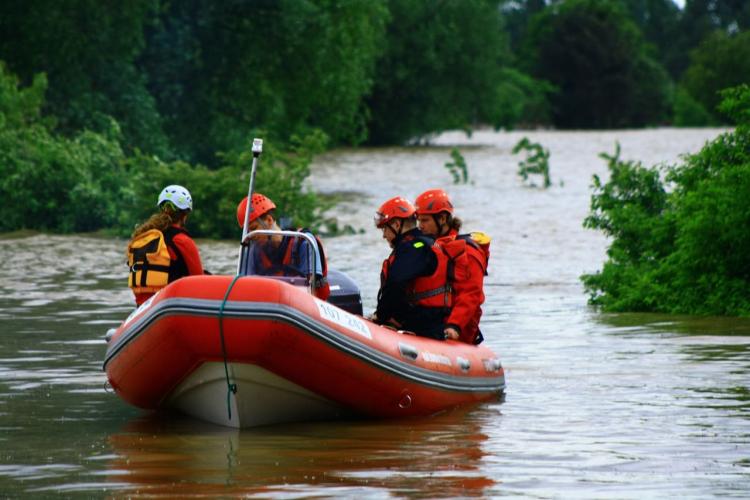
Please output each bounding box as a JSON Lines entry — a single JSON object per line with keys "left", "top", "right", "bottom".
{"left": 238, "top": 231, "right": 321, "bottom": 286}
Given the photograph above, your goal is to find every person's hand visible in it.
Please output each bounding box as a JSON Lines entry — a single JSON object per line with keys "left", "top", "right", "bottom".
{"left": 444, "top": 326, "right": 460, "bottom": 340}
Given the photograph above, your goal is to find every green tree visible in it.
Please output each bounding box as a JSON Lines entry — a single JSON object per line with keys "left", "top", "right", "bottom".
{"left": 617, "top": 0, "right": 682, "bottom": 78}
{"left": 0, "top": 63, "right": 128, "bottom": 232}
{"left": 682, "top": 30, "right": 750, "bottom": 123}
{"left": 501, "top": 0, "right": 548, "bottom": 53}
{"left": 0, "top": 0, "right": 169, "bottom": 157}
{"left": 582, "top": 85, "right": 750, "bottom": 316}
{"left": 366, "top": 0, "right": 514, "bottom": 144}
{"left": 670, "top": 0, "right": 750, "bottom": 77}
{"left": 0, "top": 61, "right": 330, "bottom": 238}
{"left": 523, "top": 0, "right": 672, "bottom": 128}
{"left": 140, "top": 0, "right": 388, "bottom": 166}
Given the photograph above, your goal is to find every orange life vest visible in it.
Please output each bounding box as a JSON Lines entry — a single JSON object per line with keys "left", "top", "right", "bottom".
{"left": 127, "top": 226, "right": 188, "bottom": 294}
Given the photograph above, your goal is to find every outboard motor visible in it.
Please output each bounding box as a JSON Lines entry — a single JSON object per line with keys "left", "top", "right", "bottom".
{"left": 326, "top": 269, "right": 363, "bottom": 316}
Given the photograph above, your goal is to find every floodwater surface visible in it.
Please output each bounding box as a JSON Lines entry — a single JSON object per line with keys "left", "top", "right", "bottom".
{"left": 1, "top": 128, "right": 748, "bottom": 498}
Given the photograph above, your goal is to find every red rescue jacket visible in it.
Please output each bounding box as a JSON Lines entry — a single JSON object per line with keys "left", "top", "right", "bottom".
{"left": 438, "top": 229, "right": 489, "bottom": 344}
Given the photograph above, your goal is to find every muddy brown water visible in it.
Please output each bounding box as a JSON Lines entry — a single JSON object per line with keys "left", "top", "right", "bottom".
{"left": 1, "top": 128, "right": 748, "bottom": 497}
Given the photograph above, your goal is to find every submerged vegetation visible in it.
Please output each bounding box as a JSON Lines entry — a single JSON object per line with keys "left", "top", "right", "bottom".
{"left": 582, "top": 85, "right": 750, "bottom": 317}
{"left": 444, "top": 149, "right": 470, "bottom": 185}
{"left": 513, "top": 137, "right": 551, "bottom": 188}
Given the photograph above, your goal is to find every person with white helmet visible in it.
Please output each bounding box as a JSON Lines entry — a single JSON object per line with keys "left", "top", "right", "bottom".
{"left": 126, "top": 185, "right": 205, "bottom": 305}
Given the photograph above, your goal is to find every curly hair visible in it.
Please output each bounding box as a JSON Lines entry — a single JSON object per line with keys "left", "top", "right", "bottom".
{"left": 131, "top": 205, "right": 186, "bottom": 239}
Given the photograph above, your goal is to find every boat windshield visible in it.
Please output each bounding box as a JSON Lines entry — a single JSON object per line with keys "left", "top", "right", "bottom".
{"left": 237, "top": 230, "right": 322, "bottom": 291}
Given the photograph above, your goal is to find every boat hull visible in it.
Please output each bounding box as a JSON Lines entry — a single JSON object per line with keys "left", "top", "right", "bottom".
{"left": 104, "top": 275, "right": 505, "bottom": 427}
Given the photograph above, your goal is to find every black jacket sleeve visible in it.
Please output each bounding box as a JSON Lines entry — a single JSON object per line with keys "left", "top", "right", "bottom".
{"left": 376, "top": 235, "right": 437, "bottom": 322}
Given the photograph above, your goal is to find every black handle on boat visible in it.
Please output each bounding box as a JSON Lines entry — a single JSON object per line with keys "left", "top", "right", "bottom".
{"left": 398, "top": 342, "right": 419, "bottom": 361}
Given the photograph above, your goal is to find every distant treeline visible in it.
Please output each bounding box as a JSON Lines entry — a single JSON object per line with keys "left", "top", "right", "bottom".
{"left": 0, "top": 0, "right": 748, "bottom": 236}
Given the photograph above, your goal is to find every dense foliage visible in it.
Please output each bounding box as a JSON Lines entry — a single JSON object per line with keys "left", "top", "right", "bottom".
{"left": 682, "top": 30, "right": 750, "bottom": 123}
{"left": 582, "top": 85, "right": 750, "bottom": 316}
{"left": 0, "top": 0, "right": 746, "bottom": 235}
{"left": 0, "top": 63, "right": 328, "bottom": 238}
{"left": 365, "top": 0, "right": 515, "bottom": 144}
{"left": 139, "top": 0, "right": 388, "bottom": 165}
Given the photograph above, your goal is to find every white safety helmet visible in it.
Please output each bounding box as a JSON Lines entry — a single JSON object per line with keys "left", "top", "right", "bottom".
{"left": 157, "top": 185, "right": 193, "bottom": 211}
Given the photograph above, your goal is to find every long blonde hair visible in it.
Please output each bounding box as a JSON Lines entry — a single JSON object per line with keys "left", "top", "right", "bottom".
{"left": 131, "top": 206, "right": 185, "bottom": 239}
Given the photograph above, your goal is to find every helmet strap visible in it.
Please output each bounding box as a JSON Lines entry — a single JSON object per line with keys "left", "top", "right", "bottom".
{"left": 386, "top": 220, "right": 402, "bottom": 238}
{"left": 433, "top": 214, "right": 448, "bottom": 237}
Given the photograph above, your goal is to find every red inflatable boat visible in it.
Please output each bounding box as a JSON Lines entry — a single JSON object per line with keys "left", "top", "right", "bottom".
{"left": 103, "top": 268, "right": 505, "bottom": 428}
{"left": 104, "top": 143, "right": 504, "bottom": 427}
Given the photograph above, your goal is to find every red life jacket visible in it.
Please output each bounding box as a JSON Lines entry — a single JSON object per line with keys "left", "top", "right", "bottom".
{"left": 380, "top": 238, "right": 465, "bottom": 310}
{"left": 256, "top": 230, "right": 330, "bottom": 300}
{"left": 458, "top": 231, "right": 490, "bottom": 274}
{"left": 438, "top": 230, "right": 490, "bottom": 345}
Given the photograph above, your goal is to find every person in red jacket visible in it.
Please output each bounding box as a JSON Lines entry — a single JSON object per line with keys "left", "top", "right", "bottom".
{"left": 415, "top": 189, "right": 489, "bottom": 344}
{"left": 127, "top": 185, "right": 204, "bottom": 306}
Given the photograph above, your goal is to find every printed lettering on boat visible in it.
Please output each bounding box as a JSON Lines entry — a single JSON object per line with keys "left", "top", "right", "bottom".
{"left": 422, "top": 352, "right": 452, "bottom": 366}
{"left": 315, "top": 298, "right": 372, "bottom": 339}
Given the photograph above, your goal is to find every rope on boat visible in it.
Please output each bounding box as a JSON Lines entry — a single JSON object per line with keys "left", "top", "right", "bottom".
{"left": 218, "top": 274, "right": 241, "bottom": 421}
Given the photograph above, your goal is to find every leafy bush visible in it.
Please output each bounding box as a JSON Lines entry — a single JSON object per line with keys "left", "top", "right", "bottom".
{"left": 0, "top": 63, "right": 128, "bottom": 232}
{"left": 673, "top": 86, "right": 715, "bottom": 126}
{"left": 0, "top": 62, "right": 331, "bottom": 239}
{"left": 582, "top": 85, "right": 750, "bottom": 316}
{"left": 120, "top": 130, "right": 330, "bottom": 240}
{"left": 493, "top": 68, "right": 555, "bottom": 128}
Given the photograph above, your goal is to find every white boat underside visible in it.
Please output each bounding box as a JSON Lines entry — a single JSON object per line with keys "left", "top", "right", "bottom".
{"left": 165, "top": 361, "right": 351, "bottom": 428}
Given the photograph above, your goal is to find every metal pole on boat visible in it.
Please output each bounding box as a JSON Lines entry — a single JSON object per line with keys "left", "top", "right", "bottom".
{"left": 237, "top": 138, "right": 263, "bottom": 276}
{"left": 241, "top": 138, "right": 264, "bottom": 245}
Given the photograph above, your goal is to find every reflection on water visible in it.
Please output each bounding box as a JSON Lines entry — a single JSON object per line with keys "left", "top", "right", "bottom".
{"left": 104, "top": 408, "right": 495, "bottom": 498}
{"left": 1, "top": 129, "right": 749, "bottom": 497}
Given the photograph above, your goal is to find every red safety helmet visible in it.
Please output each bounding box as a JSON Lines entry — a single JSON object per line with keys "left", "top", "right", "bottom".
{"left": 236, "top": 193, "right": 276, "bottom": 227}
{"left": 415, "top": 189, "right": 453, "bottom": 215}
{"left": 374, "top": 196, "right": 416, "bottom": 228}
